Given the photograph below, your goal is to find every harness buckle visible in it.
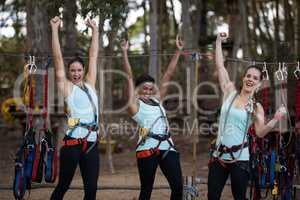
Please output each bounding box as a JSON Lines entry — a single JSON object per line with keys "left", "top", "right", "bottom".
{"left": 262, "top": 62, "right": 269, "bottom": 81}
{"left": 294, "top": 61, "right": 300, "bottom": 80}
{"left": 138, "top": 127, "right": 150, "bottom": 138}
{"left": 68, "top": 118, "right": 80, "bottom": 128}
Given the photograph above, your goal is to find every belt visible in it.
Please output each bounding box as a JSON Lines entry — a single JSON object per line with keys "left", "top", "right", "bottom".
{"left": 218, "top": 142, "right": 249, "bottom": 154}
{"left": 136, "top": 148, "right": 160, "bottom": 159}
{"left": 62, "top": 138, "right": 98, "bottom": 153}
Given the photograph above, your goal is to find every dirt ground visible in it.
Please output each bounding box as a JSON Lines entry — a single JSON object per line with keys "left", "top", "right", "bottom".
{"left": 0, "top": 125, "right": 235, "bottom": 200}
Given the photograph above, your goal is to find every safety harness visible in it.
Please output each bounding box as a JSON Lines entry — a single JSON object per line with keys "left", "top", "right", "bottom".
{"left": 13, "top": 57, "right": 37, "bottom": 199}
{"left": 135, "top": 98, "right": 176, "bottom": 159}
{"left": 62, "top": 83, "right": 99, "bottom": 154}
{"left": 209, "top": 91, "right": 252, "bottom": 166}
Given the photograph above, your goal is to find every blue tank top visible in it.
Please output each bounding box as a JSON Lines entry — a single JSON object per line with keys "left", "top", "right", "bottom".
{"left": 214, "top": 90, "right": 252, "bottom": 160}
{"left": 132, "top": 98, "right": 175, "bottom": 152}
{"left": 65, "top": 83, "right": 98, "bottom": 142}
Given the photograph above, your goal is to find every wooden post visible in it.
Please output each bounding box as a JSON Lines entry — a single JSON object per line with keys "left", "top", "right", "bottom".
{"left": 192, "top": 54, "right": 200, "bottom": 181}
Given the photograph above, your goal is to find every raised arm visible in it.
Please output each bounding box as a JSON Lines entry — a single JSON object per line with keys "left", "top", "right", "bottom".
{"left": 254, "top": 104, "right": 287, "bottom": 138}
{"left": 215, "top": 33, "right": 235, "bottom": 97}
{"left": 85, "top": 18, "right": 99, "bottom": 88}
{"left": 121, "top": 40, "right": 138, "bottom": 116}
{"left": 50, "top": 16, "right": 71, "bottom": 97}
{"left": 159, "top": 35, "right": 183, "bottom": 99}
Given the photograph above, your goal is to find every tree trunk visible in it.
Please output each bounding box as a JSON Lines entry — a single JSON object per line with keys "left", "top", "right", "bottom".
{"left": 101, "top": 20, "right": 119, "bottom": 174}
{"left": 196, "top": 0, "right": 209, "bottom": 84}
{"left": 283, "top": 0, "right": 294, "bottom": 59}
{"left": 158, "top": 0, "right": 169, "bottom": 75}
{"left": 149, "top": 0, "right": 159, "bottom": 82}
{"left": 228, "top": 0, "right": 240, "bottom": 82}
{"left": 273, "top": 0, "right": 280, "bottom": 60}
{"left": 26, "top": 0, "right": 50, "bottom": 131}
{"left": 181, "top": 0, "right": 198, "bottom": 180}
{"left": 62, "top": 0, "right": 77, "bottom": 56}
{"left": 297, "top": 0, "right": 300, "bottom": 60}
{"left": 238, "top": 0, "right": 251, "bottom": 59}
{"left": 142, "top": 1, "right": 149, "bottom": 54}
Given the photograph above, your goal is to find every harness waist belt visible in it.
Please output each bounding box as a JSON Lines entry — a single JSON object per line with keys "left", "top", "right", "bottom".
{"left": 62, "top": 138, "right": 86, "bottom": 146}
{"left": 147, "top": 133, "right": 170, "bottom": 141}
{"left": 218, "top": 142, "right": 248, "bottom": 153}
{"left": 77, "top": 124, "right": 99, "bottom": 132}
{"left": 136, "top": 149, "right": 159, "bottom": 159}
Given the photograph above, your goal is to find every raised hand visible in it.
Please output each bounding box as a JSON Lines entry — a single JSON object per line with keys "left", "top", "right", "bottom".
{"left": 176, "top": 35, "right": 184, "bottom": 50}
{"left": 217, "top": 32, "right": 228, "bottom": 42}
{"left": 121, "top": 40, "right": 129, "bottom": 52}
{"left": 50, "top": 16, "right": 61, "bottom": 30}
{"left": 85, "top": 18, "right": 97, "bottom": 31}
{"left": 274, "top": 105, "right": 287, "bottom": 121}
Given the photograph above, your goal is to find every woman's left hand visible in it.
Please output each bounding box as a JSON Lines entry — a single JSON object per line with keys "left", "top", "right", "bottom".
{"left": 176, "top": 35, "right": 184, "bottom": 51}
{"left": 85, "top": 18, "right": 98, "bottom": 31}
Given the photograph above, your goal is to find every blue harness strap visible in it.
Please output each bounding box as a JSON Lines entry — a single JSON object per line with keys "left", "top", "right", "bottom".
{"left": 13, "top": 127, "right": 36, "bottom": 200}
{"left": 43, "top": 130, "right": 58, "bottom": 183}
{"left": 13, "top": 147, "right": 27, "bottom": 200}
{"left": 270, "top": 150, "right": 276, "bottom": 190}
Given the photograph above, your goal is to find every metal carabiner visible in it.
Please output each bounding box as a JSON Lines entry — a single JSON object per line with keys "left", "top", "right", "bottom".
{"left": 275, "top": 62, "right": 284, "bottom": 81}
{"left": 262, "top": 62, "right": 269, "bottom": 80}
{"left": 294, "top": 61, "right": 300, "bottom": 80}
{"left": 27, "top": 56, "right": 37, "bottom": 74}
{"left": 191, "top": 52, "right": 201, "bottom": 61}
{"left": 282, "top": 62, "right": 288, "bottom": 80}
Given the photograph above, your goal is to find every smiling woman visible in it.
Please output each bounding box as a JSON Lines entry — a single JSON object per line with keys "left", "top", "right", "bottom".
{"left": 121, "top": 35, "right": 184, "bottom": 200}
{"left": 207, "top": 33, "right": 287, "bottom": 200}
{"left": 67, "top": 57, "right": 85, "bottom": 84}
{"left": 49, "top": 16, "right": 101, "bottom": 200}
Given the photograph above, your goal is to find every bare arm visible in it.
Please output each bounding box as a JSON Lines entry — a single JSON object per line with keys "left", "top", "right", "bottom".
{"left": 159, "top": 35, "right": 183, "bottom": 99}
{"left": 215, "top": 33, "right": 235, "bottom": 97}
{"left": 254, "top": 104, "right": 287, "bottom": 138}
{"left": 121, "top": 40, "right": 138, "bottom": 116}
{"left": 85, "top": 18, "right": 99, "bottom": 88}
{"left": 50, "top": 16, "right": 72, "bottom": 97}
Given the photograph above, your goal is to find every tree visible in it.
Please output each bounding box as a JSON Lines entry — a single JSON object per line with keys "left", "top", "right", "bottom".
{"left": 62, "top": 0, "right": 77, "bottom": 56}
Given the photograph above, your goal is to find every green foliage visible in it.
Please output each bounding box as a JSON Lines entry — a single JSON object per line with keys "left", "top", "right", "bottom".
{"left": 127, "top": 16, "right": 145, "bottom": 38}
{"left": 79, "top": 0, "right": 129, "bottom": 20}
{"left": 0, "top": 35, "right": 25, "bottom": 100}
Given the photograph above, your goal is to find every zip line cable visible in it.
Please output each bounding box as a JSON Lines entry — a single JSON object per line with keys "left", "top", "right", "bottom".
{"left": 0, "top": 50, "right": 300, "bottom": 68}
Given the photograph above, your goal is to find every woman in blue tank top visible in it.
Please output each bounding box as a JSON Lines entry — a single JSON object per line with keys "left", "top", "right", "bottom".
{"left": 50, "top": 16, "right": 100, "bottom": 200}
{"left": 207, "top": 33, "right": 287, "bottom": 200}
{"left": 121, "top": 36, "right": 184, "bottom": 200}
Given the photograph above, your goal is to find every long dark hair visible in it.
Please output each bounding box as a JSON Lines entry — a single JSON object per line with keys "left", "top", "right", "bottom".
{"left": 241, "top": 65, "right": 263, "bottom": 118}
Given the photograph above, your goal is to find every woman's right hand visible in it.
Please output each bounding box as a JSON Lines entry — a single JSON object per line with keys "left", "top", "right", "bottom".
{"left": 217, "top": 32, "right": 228, "bottom": 42}
{"left": 121, "top": 40, "right": 129, "bottom": 52}
{"left": 50, "top": 16, "right": 61, "bottom": 30}
{"left": 273, "top": 105, "right": 287, "bottom": 121}
{"left": 176, "top": 35, "right": 184, "bottom": 51}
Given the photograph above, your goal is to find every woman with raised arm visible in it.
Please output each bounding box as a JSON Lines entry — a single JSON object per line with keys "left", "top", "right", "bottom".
{"left": 50, "top": 16, "right": 100, "bottom": 200}
{"left": 207, "top": 33, "right": 287, "bottom": 200}
{"left": 121, "top": 36, "right": 184, "bottom": 200}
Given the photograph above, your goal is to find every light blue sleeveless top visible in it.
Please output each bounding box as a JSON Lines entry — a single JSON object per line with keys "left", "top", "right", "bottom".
{"left": 214, "top": 90, "right": 252, "bottom": 160}
{"left": 132, "top": 98, "right": 175, "bottom": 152}
{"left": 65, "top": 83, "right": 98, "bottom": 142}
